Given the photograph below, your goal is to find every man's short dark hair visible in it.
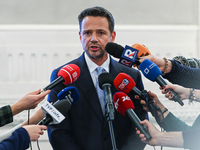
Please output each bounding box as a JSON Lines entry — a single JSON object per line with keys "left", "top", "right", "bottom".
{"left": 78, "top": 6, "right": 115, "bottom": 34}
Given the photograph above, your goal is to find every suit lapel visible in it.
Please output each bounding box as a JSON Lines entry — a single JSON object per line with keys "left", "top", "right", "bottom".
{"left": 75, "top": 54, "right": 104, "bottom": 123}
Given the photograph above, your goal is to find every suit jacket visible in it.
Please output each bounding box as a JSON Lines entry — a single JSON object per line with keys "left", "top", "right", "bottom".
{"left": 47, "top": 53, "right": 148, "bottom": 150}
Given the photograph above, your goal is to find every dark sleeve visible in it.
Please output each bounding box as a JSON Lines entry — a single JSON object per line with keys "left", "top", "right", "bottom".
{"left": 47, "top": 69, "right": 81, "bottom": 150}
{"left": 158, "top": 112, "right": 192, "bottom": 131}
{"left": 0, "top": 105, "right": 13, "bottom": 127}
{"left": 0, "top": 127, "right": 30, "bottom": 150}
{"left": 182, "top": 128, "right": 200, "bottom": 150}
{"left": 164, "top": 60, "right": 200, "bottom": 89}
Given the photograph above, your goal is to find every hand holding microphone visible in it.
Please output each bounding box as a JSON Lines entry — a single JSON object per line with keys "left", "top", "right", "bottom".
{"left": 139, "top": 59, "right": 184, "bottom": 106}
{"left": 113, "top": 92, "right": 152, "bottom": 141}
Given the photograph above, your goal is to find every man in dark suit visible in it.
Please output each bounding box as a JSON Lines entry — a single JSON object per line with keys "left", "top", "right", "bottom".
{"left": 47, "top": 6, "right": 148, "bottom": 150}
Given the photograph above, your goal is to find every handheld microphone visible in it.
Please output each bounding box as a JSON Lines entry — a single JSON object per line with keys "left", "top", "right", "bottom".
{"left": 113, "top": 92, "right": 151, "bottom": 141}
{"left": 105, "top": 42, "right": 151, "bottom": 66}
{"left": 41, "top": 64, "right": 80, "bottom": 92}
{"left": 139, "top": 59, "right": 184, "bottom": 106}
{"left": 113, "top": 73, "right": 160, "bottom": 119}
{"left": 57, "top": 86, "right": 80, "bottom": 105}
{"left": 98, "top": 72, "right": 115, "bottom": 120}
{"left": 38, "top": 99, "right": 71, "bottom": 125}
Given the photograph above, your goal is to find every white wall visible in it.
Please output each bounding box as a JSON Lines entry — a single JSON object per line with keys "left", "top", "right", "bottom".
{"left": 0, "top": 25, "right": 198, "bottom": 150}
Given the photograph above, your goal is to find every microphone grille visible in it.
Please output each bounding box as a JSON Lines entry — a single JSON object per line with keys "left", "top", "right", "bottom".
{"left": 53, "top": 100, "right": 71, "bottom": 115}
{"left": 98, "top": 72, "right": 114, "bottom": 89}
{"left": 105, "top": 42, "right": 124, "bottom": 58}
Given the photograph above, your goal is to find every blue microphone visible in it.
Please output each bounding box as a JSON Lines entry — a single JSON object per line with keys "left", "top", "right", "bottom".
{"left": 57, "top": 86, "right": 80, "bottom": 105}
{"left": 139, "top": 59, "right": 184, "bottom": 106}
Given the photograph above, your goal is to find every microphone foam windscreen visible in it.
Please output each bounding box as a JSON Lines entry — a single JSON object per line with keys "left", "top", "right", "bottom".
{"left": 113, "top": 92, "right": 135, "bottom": 116}
{"left": 53, "top": 99, "right": 71, "bottom": 115}
{"left": 139, "top": 59, "right": 162, "bottom": 81}
{"left": 57, "top": 86, "right": 80, "bottom": 105}
{"left": 114, "top": 73, "right": 136, "bottom": 94}
{"left": 132, "top": 43, "right": 151, "bottom": 57}
{"left": 105, "top": 42, "right": 124, "bottom": 58}
{"left": 58, "top": 64, "right": 80, "bottom": 85}
{"left": 98, "top": 72, "right": 114, "bottom": 89}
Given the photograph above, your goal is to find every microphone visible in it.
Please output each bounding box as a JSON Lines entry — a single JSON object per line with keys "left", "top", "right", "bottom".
{"left": 41, "top": 64, "right": 80, "bottom": 92}
{"left": 57, "top": 86, "right": 80, "bottom": 105}
{"left": 38, "top": 99, "right": 71, "bottom": 125}
{"left": 39, "top": 86, "right": 80, "bottom": 126}
{"left": 98, "top": 72, "right": 115, "bottom": 120}
{"left": 113, "top": 72, "right": 160, "bottom": 119}
{"left": 113, "top": 92, "right": 151, "bottom": 141}
{"left": 139, "top": 59, "right": 184, "bottom": 106}
{"left": 105, "top": 42, "right": 151, "bottom": 67}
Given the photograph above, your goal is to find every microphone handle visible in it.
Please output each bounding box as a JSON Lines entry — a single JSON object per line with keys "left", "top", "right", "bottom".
{"left": 132, "top": 88, "right": 159, "bottom": 119}
{"left": 155, "top": 75, "right": 184, "bottom": 106}
{"left": 125, "top": 109, "right": 151, "bottom": 141}
{"left": 42, "top": 76, "right": 64, "bottom": 92}
{"left": 37, "top": 114, "right": 53, "bottom": 125}
{"left": 102, "top": 84, "right": 115, "bottom": 120}
{"left": 134, "top": 57, "right": 141, "bottom": 65}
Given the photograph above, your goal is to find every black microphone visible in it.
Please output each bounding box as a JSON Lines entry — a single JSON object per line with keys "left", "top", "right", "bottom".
{"left": 105, "top": 42, "right": 151, "bottom": 66}
{"left": 98, "top": 72, "right": 115, "bottom": 120}
{"left": 41, "top": 64, "right": 80, "bottom": 92}
{"left": 113, "top": 92, "right": 151, "bottom": 141}
{"left": 139, "top": 59, "right": 184, "bottom": 106}
{"left": 38, "top": 100, "right": 71, "bottom": 125}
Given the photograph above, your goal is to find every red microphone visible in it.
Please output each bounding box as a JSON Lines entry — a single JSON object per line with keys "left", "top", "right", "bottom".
{"left": 42, "top": 64, "right": 80, "bottom": 92}
{"left": 114, "top": 73, "right": 141, "bottom": 95}
{"left": 114, "top": 73, "right": 160, "bottom": 119}
{"left": 113, "top": 92, "right": 152, "bottom": 141}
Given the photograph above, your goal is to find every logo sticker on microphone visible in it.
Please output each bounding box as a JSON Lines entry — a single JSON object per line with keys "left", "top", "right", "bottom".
{"left": 119, "top": 45, "right": 139, "bottom": 67}
{"left": 117, "top": 79, "right": 129, "bottom": 91}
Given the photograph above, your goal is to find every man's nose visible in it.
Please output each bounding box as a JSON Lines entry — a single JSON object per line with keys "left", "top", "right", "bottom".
{"left": 91, "top": 33, "right": 98, "bottom": 42}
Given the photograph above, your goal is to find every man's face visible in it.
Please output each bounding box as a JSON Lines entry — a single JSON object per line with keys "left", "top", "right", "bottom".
{"left": 79, "top": 16, "right": 116, "bottom": 61}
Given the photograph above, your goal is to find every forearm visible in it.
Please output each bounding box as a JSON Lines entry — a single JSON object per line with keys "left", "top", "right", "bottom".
{"left": 156, "top": 132, "right": 183, "bottom": 148}
{"left": 21, "top": 108, "right": 44, "bottom": 126}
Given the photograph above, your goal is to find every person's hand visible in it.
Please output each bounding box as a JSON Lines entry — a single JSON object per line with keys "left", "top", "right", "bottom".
{"left": 133, "top": 54, "right": 172, "bottom": 74}
{"left": 161, "top": 84, "right": 189, "bottom": 100}
{"left": 136, "top": 119, "right": 161, "bottom": 146}
{"left": 11, "top": 89, "right": 51, "bottom": 115}
{"left": 135, "top": 91, "right": 166, "bottom": 112}
{"left": 23, "top": 125, "right": 47, "bottom": 141}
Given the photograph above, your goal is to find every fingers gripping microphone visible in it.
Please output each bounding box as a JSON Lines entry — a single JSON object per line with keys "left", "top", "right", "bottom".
{"left": 113, "top": 92, "right": 151, "bottom": 141}
{"left": 42, "top": 64, "right": 80, "bottom": 92}
{"left": 139, "top": 59, "right": 184, "bottom": 106}
{"left": 57, "top": 86, "right": 80, "bottom": 105}
{"left": 113, "top": 73, "right": 159, "bottom": 119}
{"left": 105, "top": 42, "right": 151, "bottom": 67}
{"left": 98, "top": 72, "right": 115, "bottom": 120}
{"left": 38, "top": 99, "right": 71, "bottom": 125}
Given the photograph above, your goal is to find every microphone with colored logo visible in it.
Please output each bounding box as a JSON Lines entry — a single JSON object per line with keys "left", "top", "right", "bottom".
{"left": 39, "top": 86, "right": 80, "bottom": 125}
{"left": 113, "top": 73, "right": 160, "bottom": 119}
{"left": 38, "top": 99, "right": 71, "bottom": 125}
{"left": 139, "top": 59, "right": 184, "bottom": 106}
{"left": 113, "top": 92, "right": 152, "bottom": 141}
{"left": 41, "top": 64, "right": 80, "bottom": 92}
{"left": 57, "top": 86, "right": 80, "bottom": 105}
{"left": 105, "top": 42, "right": 151, "bottom": 67}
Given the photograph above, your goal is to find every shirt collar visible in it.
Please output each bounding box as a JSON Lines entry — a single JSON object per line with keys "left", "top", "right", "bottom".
{"left": 84, "top": 52, "right": 110, "bottom": 73}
